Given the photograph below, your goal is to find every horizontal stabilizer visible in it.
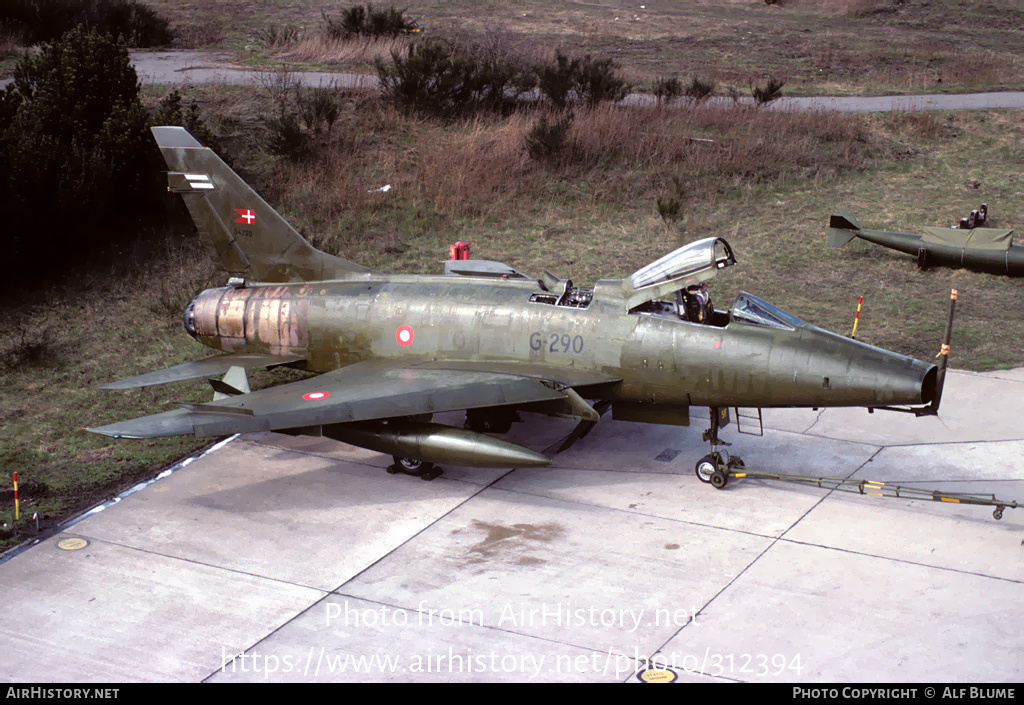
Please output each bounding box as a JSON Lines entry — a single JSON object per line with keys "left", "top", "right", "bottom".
{"left": 97, "top": 353, "right": 304, "bottom": 389}
{"left": 828, "top": 209, "right": 861, "bottom": 248}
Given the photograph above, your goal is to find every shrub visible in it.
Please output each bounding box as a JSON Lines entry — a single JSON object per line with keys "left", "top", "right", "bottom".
{"left": 0, "top": 28, "right": 162, "bottom": 279}
{"left": 151, "top": 90, "right": 223, "bottom": 152}
{"left": 264, "top": 112, "right": 310, "bottom": 161}
{"left": 1, "top": 0, "right": 172, "bottom": 47}
{"left": 323, "top": 4, "right": 418, "bottom": 40}
{"left": 576, "top": 55, "right": 631, "bottom": 107}
{"left": 297, "top": 87, "right": 341, "bottom": 136}
{"left": 684, "top": 76, "right": 716, "bottom": 104}
{"left": 259, "top": 23, "right": 301, "bottom": 50}
{"left": 525, "top": 111, "right": 574, "bottom": 163}
{"left": 376, "top": 38, "right": 531, "bottom": 119}
{"left": 536, "top": 52, "right": 581, "bottom": 109}
{"left": 653, "top": 76, "right": 683, "bottom": 105}
{"left": 751, "top": 76, "right": 786, "bottom": 106}
{"left": 656, "top": 176, "right": 688, "bottom": 228}
{"left": 536, "top": 51, "right": 630, "bottom": 108}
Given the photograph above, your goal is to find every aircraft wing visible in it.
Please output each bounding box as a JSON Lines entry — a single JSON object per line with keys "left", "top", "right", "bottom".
{"left": 87, "top": 360, "right": 614, "bottom": 439}
{"left": 97, "top": 353, "right": 306, "bottom": 389}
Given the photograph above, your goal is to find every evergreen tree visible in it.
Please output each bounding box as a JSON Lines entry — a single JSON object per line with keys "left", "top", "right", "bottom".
{"left": 0, "top": 27, "right": 160, "bottom": 274}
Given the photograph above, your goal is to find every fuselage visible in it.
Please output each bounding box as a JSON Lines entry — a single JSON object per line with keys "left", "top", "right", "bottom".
{"left": 183, "top": 274, "right": 936, "bottom": 412}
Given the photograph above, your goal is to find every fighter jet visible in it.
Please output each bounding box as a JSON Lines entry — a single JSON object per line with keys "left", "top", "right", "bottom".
{"left": 829, "top": 208, "right": 1023, "bottom": 276}
{"left": 89, "top": 127, "right": 949, "bottom": 482}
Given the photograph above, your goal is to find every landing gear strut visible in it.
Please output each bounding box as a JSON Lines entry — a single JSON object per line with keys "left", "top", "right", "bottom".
{"left": 694, "top": 407, "right": 743, "bottom": 490}
{"left": 387, "top": 456, "right": 443, "bottom": 481}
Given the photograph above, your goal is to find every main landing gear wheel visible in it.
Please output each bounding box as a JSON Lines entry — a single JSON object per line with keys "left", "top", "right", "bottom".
{"left": 389, "top": 456, "right": 443, "bottom": 481}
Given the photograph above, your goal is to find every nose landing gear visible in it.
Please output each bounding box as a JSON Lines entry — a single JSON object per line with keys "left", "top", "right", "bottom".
{"left": 695, "top": 407, "right": 743, "bottom": 490}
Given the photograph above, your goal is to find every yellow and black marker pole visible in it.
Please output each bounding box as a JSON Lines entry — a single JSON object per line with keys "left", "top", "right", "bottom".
{"left": 13, "top": 472, "right": 18, "bottom": 521}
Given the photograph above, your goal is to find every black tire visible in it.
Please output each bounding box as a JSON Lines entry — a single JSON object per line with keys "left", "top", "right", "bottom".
{"left": 710, "top": 470, "right": 728, "bottom": 490}
{"left": 695, "top": 454, "right": 718, "bottom": 484}
{"left": 393, "top": 456, "right": 433, "bottom": 474}
{"left": 727, "top": 456, "right": 745, "bottom": 470}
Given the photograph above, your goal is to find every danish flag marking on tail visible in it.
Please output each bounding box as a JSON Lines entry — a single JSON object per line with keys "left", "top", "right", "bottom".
{"left": 234, "top": 208, "right": 256, "bottom": 224}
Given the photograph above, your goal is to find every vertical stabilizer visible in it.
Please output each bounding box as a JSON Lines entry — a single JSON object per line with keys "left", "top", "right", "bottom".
{"left": 152, "top": 126, "right": 372, "bottom": 282}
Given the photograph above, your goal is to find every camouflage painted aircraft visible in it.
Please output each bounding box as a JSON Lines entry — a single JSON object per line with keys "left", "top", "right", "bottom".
{"left": 89, "top": 127, "right": 951, "bottom": 483}
{"left": 829, "top": 208, "right": 1024, "bottom": 276}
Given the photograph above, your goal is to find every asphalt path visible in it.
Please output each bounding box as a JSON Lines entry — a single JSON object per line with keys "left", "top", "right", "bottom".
{"left": 5, "top": 50, "right": 1024, "bottom": 112}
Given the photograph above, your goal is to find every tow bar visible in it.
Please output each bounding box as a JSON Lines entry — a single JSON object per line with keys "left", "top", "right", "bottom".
{"left": 700, "top": 460, "right": 1021, "bottom": 521}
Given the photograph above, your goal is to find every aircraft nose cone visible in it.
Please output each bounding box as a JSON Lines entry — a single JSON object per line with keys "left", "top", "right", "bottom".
{"left": 819, "top": 333, "right": 935, "bottom": 406}
{"left": 845, "top": 347, "right": 935, "bottom": 406}
{"left": 768, "top": 327, "right": 936, "bottom": 408}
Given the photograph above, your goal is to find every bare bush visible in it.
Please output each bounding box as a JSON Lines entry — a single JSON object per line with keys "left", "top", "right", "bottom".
{"left": 0, "top": 323, "right": 51, "bottom": 370}
{"left": 653, "top": 76, "right": 683, "bottom": 105}
{"left": 751, "top": 76, "right": 786, "bottom": 106}
{"left": 685, "top": 76, "right": 716, "bottom": 104}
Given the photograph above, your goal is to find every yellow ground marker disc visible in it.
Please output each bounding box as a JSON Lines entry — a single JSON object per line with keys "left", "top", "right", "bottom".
{"left": 56, "top": 537, "right": 89, "bottom": 551}
{"left": 637, "top": 667, "right": 678, "bottom": 683}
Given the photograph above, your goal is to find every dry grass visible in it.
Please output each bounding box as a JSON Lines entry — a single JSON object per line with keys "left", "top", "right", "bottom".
{"left": 256, "top": 95, "right": 890, "bottom": 274}
{"left": 811, "top": 39, "right": 1017, "bottom": 93}
{"left": 268, "top": 33, "right": 412, "bottom": 65}
{"left": 171, "top": 18, "right": 226, "bottom": 49}
{"left": 146, "top": 1, "right": 1024, "bottom": 94}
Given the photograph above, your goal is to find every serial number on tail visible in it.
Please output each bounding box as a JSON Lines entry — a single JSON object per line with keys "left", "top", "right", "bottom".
{"left": 529, "top": 332, "right": 584, "bottom": 354}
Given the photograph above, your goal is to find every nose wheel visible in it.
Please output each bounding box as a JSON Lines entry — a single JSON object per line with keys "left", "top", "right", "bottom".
{"left": 695, "top": 407, "right": 742, "bottom": 489}
{"left": 695, "top": 453, "right": 741, "bottom": 489}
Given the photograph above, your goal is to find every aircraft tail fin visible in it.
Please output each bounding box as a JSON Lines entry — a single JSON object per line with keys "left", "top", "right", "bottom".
{"left": 828, "top": 210, "right": 861, "bottom": 248}
{"left": 151, "top": 126, "right": 372, "bottom": 283}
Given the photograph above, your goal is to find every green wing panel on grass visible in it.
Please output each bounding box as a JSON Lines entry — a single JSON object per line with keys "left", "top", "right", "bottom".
{"left": 88, "top": 361, "right": 575, "bottom": 439}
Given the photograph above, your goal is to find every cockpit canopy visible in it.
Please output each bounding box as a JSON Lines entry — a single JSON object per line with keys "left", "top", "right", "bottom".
{"left": 630, "top": 237, "right": 735, "bottom": 290}
{"left": 730, "top": 292, "right": 806, "bottom": 330}
{"left": 625, "top": 237, "right": 736, "bottom": 309}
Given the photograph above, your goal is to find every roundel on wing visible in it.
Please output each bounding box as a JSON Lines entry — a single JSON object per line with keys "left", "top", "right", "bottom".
{"left": 396, "top": 325, "right": 415, "bottom": 347}
{"left": 302, "top": 391, "right": 331, "bottom": 401}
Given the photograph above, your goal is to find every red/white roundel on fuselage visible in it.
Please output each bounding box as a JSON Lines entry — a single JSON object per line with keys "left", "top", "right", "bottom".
{"left": 396, "top": 325, "right": 414, "bottom": 347}
{"left": 302, "top": 391, "right": 331, "bottom": 401}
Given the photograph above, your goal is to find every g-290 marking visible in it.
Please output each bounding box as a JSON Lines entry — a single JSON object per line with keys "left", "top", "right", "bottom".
{"left": 530, "top": 333, "right": 584, "bottom": 354}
